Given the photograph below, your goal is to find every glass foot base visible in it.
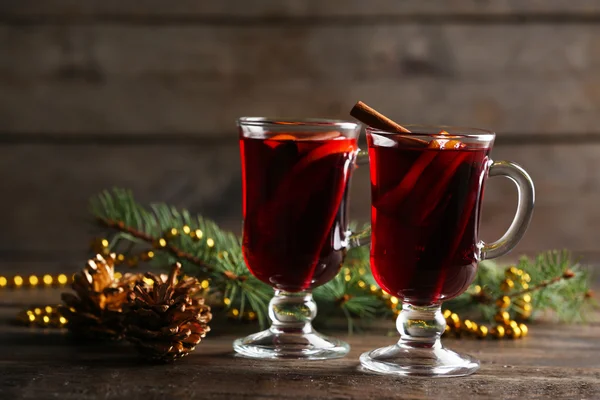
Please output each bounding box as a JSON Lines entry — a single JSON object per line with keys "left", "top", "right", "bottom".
{"left": 360, "top": 342, "right": 479, "bottom": 378}
{"left": 233, "top": 328, "right": 350, "bottom": 360}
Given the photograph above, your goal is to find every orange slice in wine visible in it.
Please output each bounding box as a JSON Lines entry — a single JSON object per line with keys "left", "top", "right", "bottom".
{"left": 265, "top": 131, "right": 344, "bottom": 149}
{"left": 261, "top": 139, "right": 356, "bottom": 222}
{"left": 429, "top": 139, "right": 465, "bottom": 150}
{"left": 375, "top": 151, "right": 438, "bottom": 211}
{"left": 269, "top": 131, "right": 342, "bottom": 142}
{"left": 290, "top": 139, "right": 357, "bottom": 177}
{"left": 264, "top": 134, "right": 296, "bottom": 149}
{"left": 428, "top": 130, "right": 466, "bottom": 150}
{"left": 269, "top": 134, "right": 297, "bottom": 141}
{"left": 410, "top": 152, "right": 469, "bottom": 225}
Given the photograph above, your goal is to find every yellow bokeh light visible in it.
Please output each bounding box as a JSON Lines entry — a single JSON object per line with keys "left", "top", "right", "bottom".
{"left": 57, "top": 274, "right": 68, "bottom": 285}
{"left": 0, "top": 277, "right": 7, "bottom": 287}
{"left": 201, "top": 280, "right": 210, "bottom": 289}
{"left": 34, "top": 308, "right": 42, "bottom": 315}
{"left": 101, "top": 239, "right": 109, "bottom": 248}
{"left": 14, "top": 276, "right": 23, "bottom": 286}
{"left": 45, "top": 306, "right": 53, "bottom": 314}
{"left": 195, "top": 229, "right": 203, "bottom": 239}
{"left": 114, "top": 272, "right": 123, "bottom": 280}
{"left": 59, "top": 316, "right": 67, "bottom": 325}
{"left": 28, "top": 314, "right": 35, "bottom": 322}
{"left": 390, "top": 296, "right": 399, "bottom": 305}
{"left": 207, "top": 238, "right": 215, "bottom": 248}
{"left": 182, "top": 225, "right": 191, "bottom": 234}
{"left": 223, "top": 298, "right": 231, "bottom": 306}
{"left": 231, "top": 309, "right": 239, "bottom": 317}
{"left": 519, "top": 324, "right": 528, "bottom": 337}
{"left": 42, "top": 316, "right": 50, "bottom": 324}
{"left": 29, "top": 275, "right": 39, "bottom": 286}
{"left": 42, "top": 274, "right": 53, "bottom": 285}
{"left": 158, "top": 238, "right": 167, "bottom": 247}
{"left": 142, "top": 277, "right": 154, "bottom": 286}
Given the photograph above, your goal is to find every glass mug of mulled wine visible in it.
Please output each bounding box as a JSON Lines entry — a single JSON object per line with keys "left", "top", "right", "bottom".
{"left": 360, "top": 125, "right": 534, "bottom": 377}
{"left": 235, "top": 117, "right": 368, "bottom": 360}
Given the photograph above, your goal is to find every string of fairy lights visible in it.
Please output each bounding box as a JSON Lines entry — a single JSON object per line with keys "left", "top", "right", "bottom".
{"left": 5, "top": 225, "right": 532, "bottom": 338}
{"left": 339, "top": 264, "right": 532, "bottom": 339}
{"left": 8, "top": 227, "right": 247, "bottom": 328}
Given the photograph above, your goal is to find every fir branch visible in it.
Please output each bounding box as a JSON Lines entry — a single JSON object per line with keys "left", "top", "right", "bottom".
{"left": 90, "top": 188, "right": 272, "bottom": 327}
{"left": 445, "top": 250, "right": 595, "bottom": 323}
{"left": 505, "top": 269, "right": 575, "bottom": 300}
{"left": 99, "top": 217, "right": 215, "bottom": 273}
{"left": 515, "top": 251, "right": 593, "bottom": 322}
{"left": 90, "top": 188, "right": 596, "bottom": 332}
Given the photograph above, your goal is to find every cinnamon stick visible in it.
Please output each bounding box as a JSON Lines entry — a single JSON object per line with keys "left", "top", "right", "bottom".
{"left": 350, "top": 101, "right": 411, "bottom": 133}
{"left": 349, "top": 101, "right": 428, "bottom": 147}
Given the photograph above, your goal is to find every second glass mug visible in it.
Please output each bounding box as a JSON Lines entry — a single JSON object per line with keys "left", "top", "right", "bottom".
{"left": 360, "top": 125, "right": 534, "bottom": 377}
{"left": 235, "top": 118, "right": 535, "bottom": 373}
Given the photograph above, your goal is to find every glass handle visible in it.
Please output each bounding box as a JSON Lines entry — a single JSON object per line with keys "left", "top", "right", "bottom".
{"left": 349, "top": 149, "right": 372, "bottom": 248}
{"left": 481, "top": 160, "right": 535, "bottom": 260}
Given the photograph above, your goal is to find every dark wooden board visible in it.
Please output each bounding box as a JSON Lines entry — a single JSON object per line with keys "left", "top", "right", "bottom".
{"left": 1, "top": 23, "right": 600, "bottom": 136}
{"left": 2, "top": 0, "right": 600, "bottom": 20}
{"left": 2, "top": 78, "right": 600, "bottom": 136}
{"left": 0, "top": 303, "right": 598, "bottom": 400}
{"left": 1, "top": 0, "right": 600, "bottom": 280}
{"left": 2, "top": 25, "right": 598, "bottom": 80}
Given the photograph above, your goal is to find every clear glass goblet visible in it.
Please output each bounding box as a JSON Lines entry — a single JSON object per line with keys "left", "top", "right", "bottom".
{"left": 360, "top": 125, "right": 535, "bottom": 377}
{"left": 234, "top": 117, "right": 369, "bottom": 360}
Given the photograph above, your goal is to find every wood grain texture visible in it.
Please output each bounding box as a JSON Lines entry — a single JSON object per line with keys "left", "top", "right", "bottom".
{"left": 2, "top": 0, "right": 600, "bottom": 20}
{"left": 1, "top": 24, "right": 599, "bottom": 136}
{"left": 2, "top": 78, "right": 600, "bottom": 137}
{"left": 0, "top": 301, "right": 598, "bottom": 400}
{"left": 1, "top": 0, "right": 599, "bottom": 279}
{"left": 0, "top": 141, "right": 599, "bottom": 275}
{"left": 0, "top": 143, "right": 242, "bottom": 263}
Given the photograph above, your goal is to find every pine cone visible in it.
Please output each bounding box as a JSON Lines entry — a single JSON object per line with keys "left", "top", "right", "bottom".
{"left": 124, "top": 263, "right": 212, "bottom": 362}
{"left": 60, "top": 253, "right": 141, "bottom": 340}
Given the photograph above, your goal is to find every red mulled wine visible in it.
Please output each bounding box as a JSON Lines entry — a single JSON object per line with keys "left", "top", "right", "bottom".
{"left": 367, "top": 133, "right": 491, "bottom": 305}
{"left": 240, "top": 133, "right": 358, "bottom": 292}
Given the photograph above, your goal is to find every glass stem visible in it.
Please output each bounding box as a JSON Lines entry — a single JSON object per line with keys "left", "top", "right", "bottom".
{"left": 396, "top": 303, "right": 445, "bottom": 349}
{"left": 269, "top": 290, "right": 316, "bottom": 335}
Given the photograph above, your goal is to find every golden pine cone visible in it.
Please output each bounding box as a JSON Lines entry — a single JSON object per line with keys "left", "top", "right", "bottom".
{"left": 124, "top": 263, "right": 212, "bottom": 362}
{"left": 59, "top": 253, "right": 141, "bottom": 340}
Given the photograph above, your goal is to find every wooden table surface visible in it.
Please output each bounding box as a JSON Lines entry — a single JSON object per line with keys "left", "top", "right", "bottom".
{"left": 1, "top": 290, "right": 599, "bottom": 400}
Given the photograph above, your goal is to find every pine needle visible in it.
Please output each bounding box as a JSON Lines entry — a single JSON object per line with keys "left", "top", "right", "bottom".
{"left": 90, "top": 188, "right": 596, "bottom": 332}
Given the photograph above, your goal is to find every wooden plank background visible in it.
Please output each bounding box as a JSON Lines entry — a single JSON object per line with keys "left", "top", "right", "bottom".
{"left": 1, "top": 1, "right": 599, "bottom": 274}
